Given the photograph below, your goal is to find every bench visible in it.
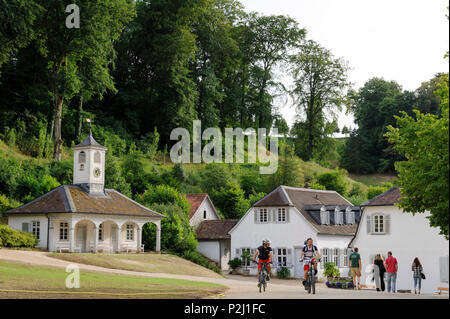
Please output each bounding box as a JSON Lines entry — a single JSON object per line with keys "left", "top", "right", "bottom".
{"left": 56, "top": 244, "right": 81, "bottom": 253}
{"left": 437, "top": 287, "right": 449, "bottom": 294}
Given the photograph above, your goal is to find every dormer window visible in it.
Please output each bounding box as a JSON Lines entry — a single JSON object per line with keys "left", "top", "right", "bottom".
{"left": 79, "top": 151, "right": 86, "bottom": 164}
{"left": 334, "top": 207, "right": 344, "bottom": 225}
{"left": 320, "top": 206, "right": 330, "bottom": 225}
{"left": 345, "top": 207, "right": 355, "bottom": 225}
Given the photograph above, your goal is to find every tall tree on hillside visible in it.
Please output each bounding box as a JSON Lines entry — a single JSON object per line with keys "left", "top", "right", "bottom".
{"left": 246, "top": 14, "right": 305, "bottom": 130}
{"left": 36, "top": 0, "right": 135, "bottom": 160}
{"left": 385, "top": 74, "right": 449, "bottom": 239}
{"left": 289, "top": 40, "right": 349, "bottom": 160}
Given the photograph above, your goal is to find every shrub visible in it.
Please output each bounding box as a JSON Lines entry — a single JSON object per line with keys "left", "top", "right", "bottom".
{"left": 317, "top": 170, "right": 347, "bottom": 195}
{"left": 0, "top": 224, "right": 38, "bottom": 248}
{"left": 368, "top": 185, "right": 389, "bottom": 200}
{"left": 0, "top": 194, "right": 22, "bottom": 213}
{"left": 181, "top": 250, "right": 221, "bottom": 274}
{"left": 277, "top": 266, "right": 291, "bottom": 279}
{"left": 228, "top": 258, "right": 242, "bottom": 270}
{"left": 323, "top": 262, "right": 340, "bottom": 278}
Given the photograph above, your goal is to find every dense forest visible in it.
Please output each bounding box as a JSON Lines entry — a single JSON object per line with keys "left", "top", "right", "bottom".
{"left": 0, "top": 0, "right": 448, "bottom": 247}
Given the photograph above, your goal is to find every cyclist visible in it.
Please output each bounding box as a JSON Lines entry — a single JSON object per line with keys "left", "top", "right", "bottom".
{"left": 252, "top": 239, "right": 273, "bottom": 281}
{"left": 299, "top": 238, "right": 321, "bottom": 288}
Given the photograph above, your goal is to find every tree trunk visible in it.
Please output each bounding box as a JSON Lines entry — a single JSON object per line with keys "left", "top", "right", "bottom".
{"left": 76, "top": 94, "right": 83, "bottom": 141}
{"left": 53, "top": 95, "right": 64, "bottom": 161}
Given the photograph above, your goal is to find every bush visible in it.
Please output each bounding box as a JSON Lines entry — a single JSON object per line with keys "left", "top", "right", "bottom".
{"left": 323, "top": 262, "right": 340, "bottom": 278}
{"left": 181, "top": 250, "right": 221, "bottom": 274}
{"left": 0, "top": 224, "right": 38, "bottom": 248}
{"left": 0, "top": 194, "right": 22, "bottom": 213}
{"left": 276, "top": 266, "right": 291, "bottom": 279}
{"left": 317, "top": 170, "right": 347, "bottom": 195}
{"left": 368, "top": 185, "right": 390, "bottom": 200}
{"left": 228, "top": 257, "right": 242, "bottom": 270}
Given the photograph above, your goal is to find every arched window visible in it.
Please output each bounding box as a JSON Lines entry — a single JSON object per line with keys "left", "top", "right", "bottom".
{"left": 78, "top": 151, "right": 86, "bottom": 164}
{"left": 79, "top": 164, "right": 85, "bottom": 171}
{"left": 94, "top": 151, "right": 101, "bottom": 163}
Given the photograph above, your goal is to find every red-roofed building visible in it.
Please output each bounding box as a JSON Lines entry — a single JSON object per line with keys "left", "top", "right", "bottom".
{"left": 185, "top": 193, "right": 220, "bottom": 230}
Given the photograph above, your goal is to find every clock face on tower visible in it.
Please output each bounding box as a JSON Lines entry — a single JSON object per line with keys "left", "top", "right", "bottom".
{"left": 93, "top": 167, "right": 101, "bottom": 177}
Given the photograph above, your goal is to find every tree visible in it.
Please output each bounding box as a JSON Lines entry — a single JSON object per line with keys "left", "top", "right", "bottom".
{"left": 267, "top": 142, "right": 301, "bottom": 190}
{"left": 36, "top": 0, "right": 135, "bottom": 160}
{"left": 385, "top": 74, "right": 449, "bottom": 239}
{"left": 289, "top": 40, "right": 349, "bottom": 160}
{"left": 317, "top": 170, "right": 348, "bottom": 196}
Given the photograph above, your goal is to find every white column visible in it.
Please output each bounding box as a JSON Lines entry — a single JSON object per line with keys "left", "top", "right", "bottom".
{"left": 137, "top": 226, "right": 142, "bottom": 253}
{"left": 156, "top": 225, "right": 161, "bottom": 253}
{"left": 115, "top": 226, "right": 121, "bottom": 253}
{"left": 69, "top": 224, "right": 75, "bottom": 253}
{"left": 48, "top": 218, "right": 54, "bottom": 252}
{"left": 93, "top": 225, "right": 99, "bottom": 253}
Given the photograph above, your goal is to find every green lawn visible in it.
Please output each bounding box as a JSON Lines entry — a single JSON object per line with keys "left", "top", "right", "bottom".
{"left": 0, "top": 260, "right": 225, "bottom": 299}
{"left": 348, "top": 173, "right": 397, "bottom": 186}
{"left": 49, "top": 252, "right": 224, "bottom": 279}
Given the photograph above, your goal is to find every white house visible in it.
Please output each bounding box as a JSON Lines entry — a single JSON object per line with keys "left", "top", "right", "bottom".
{"left": 349, "top": 187, "right": 449, "bottom": 294}
{"left": 185, "top": 193, "right": 220, "bottom": 230}
{"left": 5, "top": 131, "right": 165, "bottom": 253}
{"left": 229, "top": 186, "right": 361, "bottom": 278}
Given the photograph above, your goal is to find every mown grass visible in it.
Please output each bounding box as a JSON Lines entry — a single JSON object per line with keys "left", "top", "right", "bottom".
{"left": 0, "top": 260, "right": 225, "bottom": 299}
{"left": 49, "top": 252, "right": 223, "bottom": 279}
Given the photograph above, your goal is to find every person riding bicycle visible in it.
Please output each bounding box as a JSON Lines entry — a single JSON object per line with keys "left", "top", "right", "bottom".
{"left": 253, "top": 239, "right": 273, "bottom": 281}
{"left": 299, "top": 238, "right": 321, "bottom": 288}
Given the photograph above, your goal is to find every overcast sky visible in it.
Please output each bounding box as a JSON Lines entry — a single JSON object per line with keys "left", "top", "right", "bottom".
{"left": 239, "top": 0, "right": 449, "bottom": 130}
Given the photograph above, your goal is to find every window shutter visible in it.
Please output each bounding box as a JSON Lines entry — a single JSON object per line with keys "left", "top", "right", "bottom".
{"left": 250, "top": 249, "right": 256, "bottom": 268}
{"left": 367, "top": 215, "right": 372, "bottom": 233}
{"left": 385, "top": 215, "right": 391, "bottom": 234}
{"left": 273, "top": 248, "right": 278, "bottom": 268}
{"left": 286, "top": 209, "right": 290, "bottom": 223}
{"left": 287, "top": 248, "right": 292, "bottom": 267}
{"left": 270, "top": 209, "right": 275, "bottom": 223}
{"left": 22, "top": 223, "right": 30, "bottom": 232}
{"left": 254, "top": 210, "right": 259, "bottom": 223}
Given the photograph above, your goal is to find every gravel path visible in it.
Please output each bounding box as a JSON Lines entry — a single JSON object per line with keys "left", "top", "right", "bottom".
{"left": 0, "top": 249, "right": 447, "bottom": 299}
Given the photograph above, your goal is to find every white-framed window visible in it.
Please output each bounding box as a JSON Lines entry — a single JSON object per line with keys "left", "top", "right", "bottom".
{"left": 333, "top": 248, "right": 340, "bottom": 267}
{"left": 321, "top": 248, "right": 330, "bottom": 268}
{"left": 78, "top": 151, "right": 86, "bottom": 164}
{"left": 277, "top": 248, "right": 287, "bottom": 267}
{"left": 98, "top": 224, "right": 103, "bottom": 241}
{"left": 320, "top": 207, "right": 330, "bottom": 225}
{"left": 259, "top": 208, "right": 268, "bottom": 223}
{"left": 31, "top": 221, "right": 40, "bottom": 240}
{"left": 241, "top": 247, "right": 251, "bottom": 267}
{"left": 59, "top": 222, "right": 68, "bottom": 241}
{"left": 126, "top": 224, "right": 134, "bottom": 241}
{"left": 373, "top": 214, "right": 385, "bottom": 233}
{"left": 343, "top": 248, "right": 351, "bottom": 267}
{"left": 277, "top": 208, "right": 287, "bottom": 222}
{"left": 94, "top": 151, "right": 101, "bottom": 163}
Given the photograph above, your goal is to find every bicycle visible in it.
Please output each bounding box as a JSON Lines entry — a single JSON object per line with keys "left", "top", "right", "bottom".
{"left": 300, "top": 258, "right": 320, "bottom": 294}
{"left": 254, "top": 261, "right": 271, "bottom": 293}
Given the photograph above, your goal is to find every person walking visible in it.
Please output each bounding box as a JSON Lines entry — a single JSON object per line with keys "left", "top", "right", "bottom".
{"left": 349, "top": 247, "right": 362, "bottom": 289}
{"left": 373, "top": 254, "right": 386, "bottom": 292}
{"left": 412, "top": 257, "right": 423, "bottom": 294}
{"left": 384, "top": 251, "right": 398, "bottom": 293}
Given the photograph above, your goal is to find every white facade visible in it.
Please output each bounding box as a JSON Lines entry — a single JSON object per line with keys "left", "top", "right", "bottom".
{"left": 230, "top": 206, "right": 353, "bottom": 278}
{"left": 189, "top": 197, "right": 219, "bottom": 230}
{"left": 198, "top": 239, "right": 231, "bottom": 270}
{"left": 350, "top": 205, "right": 449, "bottom": 293}
{"left": 73, "top": 145, "right": 106, "bottom": 195}
{"left": 8, "top": 213, "right": 162, "bottom": 253}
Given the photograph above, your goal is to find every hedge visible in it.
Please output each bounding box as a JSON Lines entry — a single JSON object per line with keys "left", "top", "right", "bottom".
{"left": 0, "top": 224, "right": 38, "bottom": 248}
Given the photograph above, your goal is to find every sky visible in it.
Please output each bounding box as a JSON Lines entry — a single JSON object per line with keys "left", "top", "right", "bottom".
{"left": 239, "top": 0, "right": 450, "bottom": 131}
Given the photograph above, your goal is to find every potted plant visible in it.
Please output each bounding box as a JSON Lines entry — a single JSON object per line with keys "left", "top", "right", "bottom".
{"left": 277, "top": 266, "right": 290, "bottom": 279}
{"left": 228, "top": 258, "right": 242, "bottom": 274}
{"left": 323, "top": 262, "right": 340, "bottom": 281}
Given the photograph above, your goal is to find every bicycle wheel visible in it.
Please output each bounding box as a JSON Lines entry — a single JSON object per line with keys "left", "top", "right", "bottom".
{"left": 312, "top": 277, "right": 316, "bottom": 295}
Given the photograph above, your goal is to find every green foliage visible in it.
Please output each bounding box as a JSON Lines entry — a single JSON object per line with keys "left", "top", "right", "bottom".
{"left": 276, "top": 266, "right": 291, "bottom": 279}
{"left": 228, "top": 257, "right": 242, "bottom": 270}
{"left": 104, "top": 153, "right": 132, "bottom": 197}
{"left": 0, "top": 224, "right": 38, "bottom": 248}
{"left": 323, "top": 262, "right": 340, "bottom": 278}
{"left": 241, "top": 249, "right": 252, "bottom": 268}
{"left": 317, "top": 170, "right": 348, "bottom": 195}
{"left": 172, "top": 163, "right": 186, "bottom": 183}
{"left": 212, "top": 181, "right": 249, "bottom": 219}
{"left": 385, "top": 74, "right": 449, "bottom": 239}
{"left": 181, "top": 250, "right": 221, "bottom": 274}
{"left": 0, "top": 194, "right": 22, "bottom": 213}
{"left": 140, "top": 185, "right": 190, "bottom": 215}
{"left": 367, "top": 185, "right": 391, "bottom": 200}
{"left": 267, "top": 142, "right": 301, "bottom": 190}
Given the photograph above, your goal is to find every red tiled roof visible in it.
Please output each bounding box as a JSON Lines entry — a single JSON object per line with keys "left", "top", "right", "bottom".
{"left": 361, "top": 187, "right": 402, "bottom": 206}
{"left": 196, "top": 220, "right": 238, "bottom": 240}
{"left": 5, "top": 185, "right": 164, "bottom": 218}
{"left": 185, "top": 193, "right": 209, "bottom": 218}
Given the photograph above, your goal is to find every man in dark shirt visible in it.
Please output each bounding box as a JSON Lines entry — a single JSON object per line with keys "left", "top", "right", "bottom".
{"left": 253, "top": 239, "right": 273, "bottom": 281}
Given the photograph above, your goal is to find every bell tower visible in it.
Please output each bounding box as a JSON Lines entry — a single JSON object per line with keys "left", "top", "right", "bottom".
{"left": 72, "top": 128, "right": 108, "bottom": 195}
